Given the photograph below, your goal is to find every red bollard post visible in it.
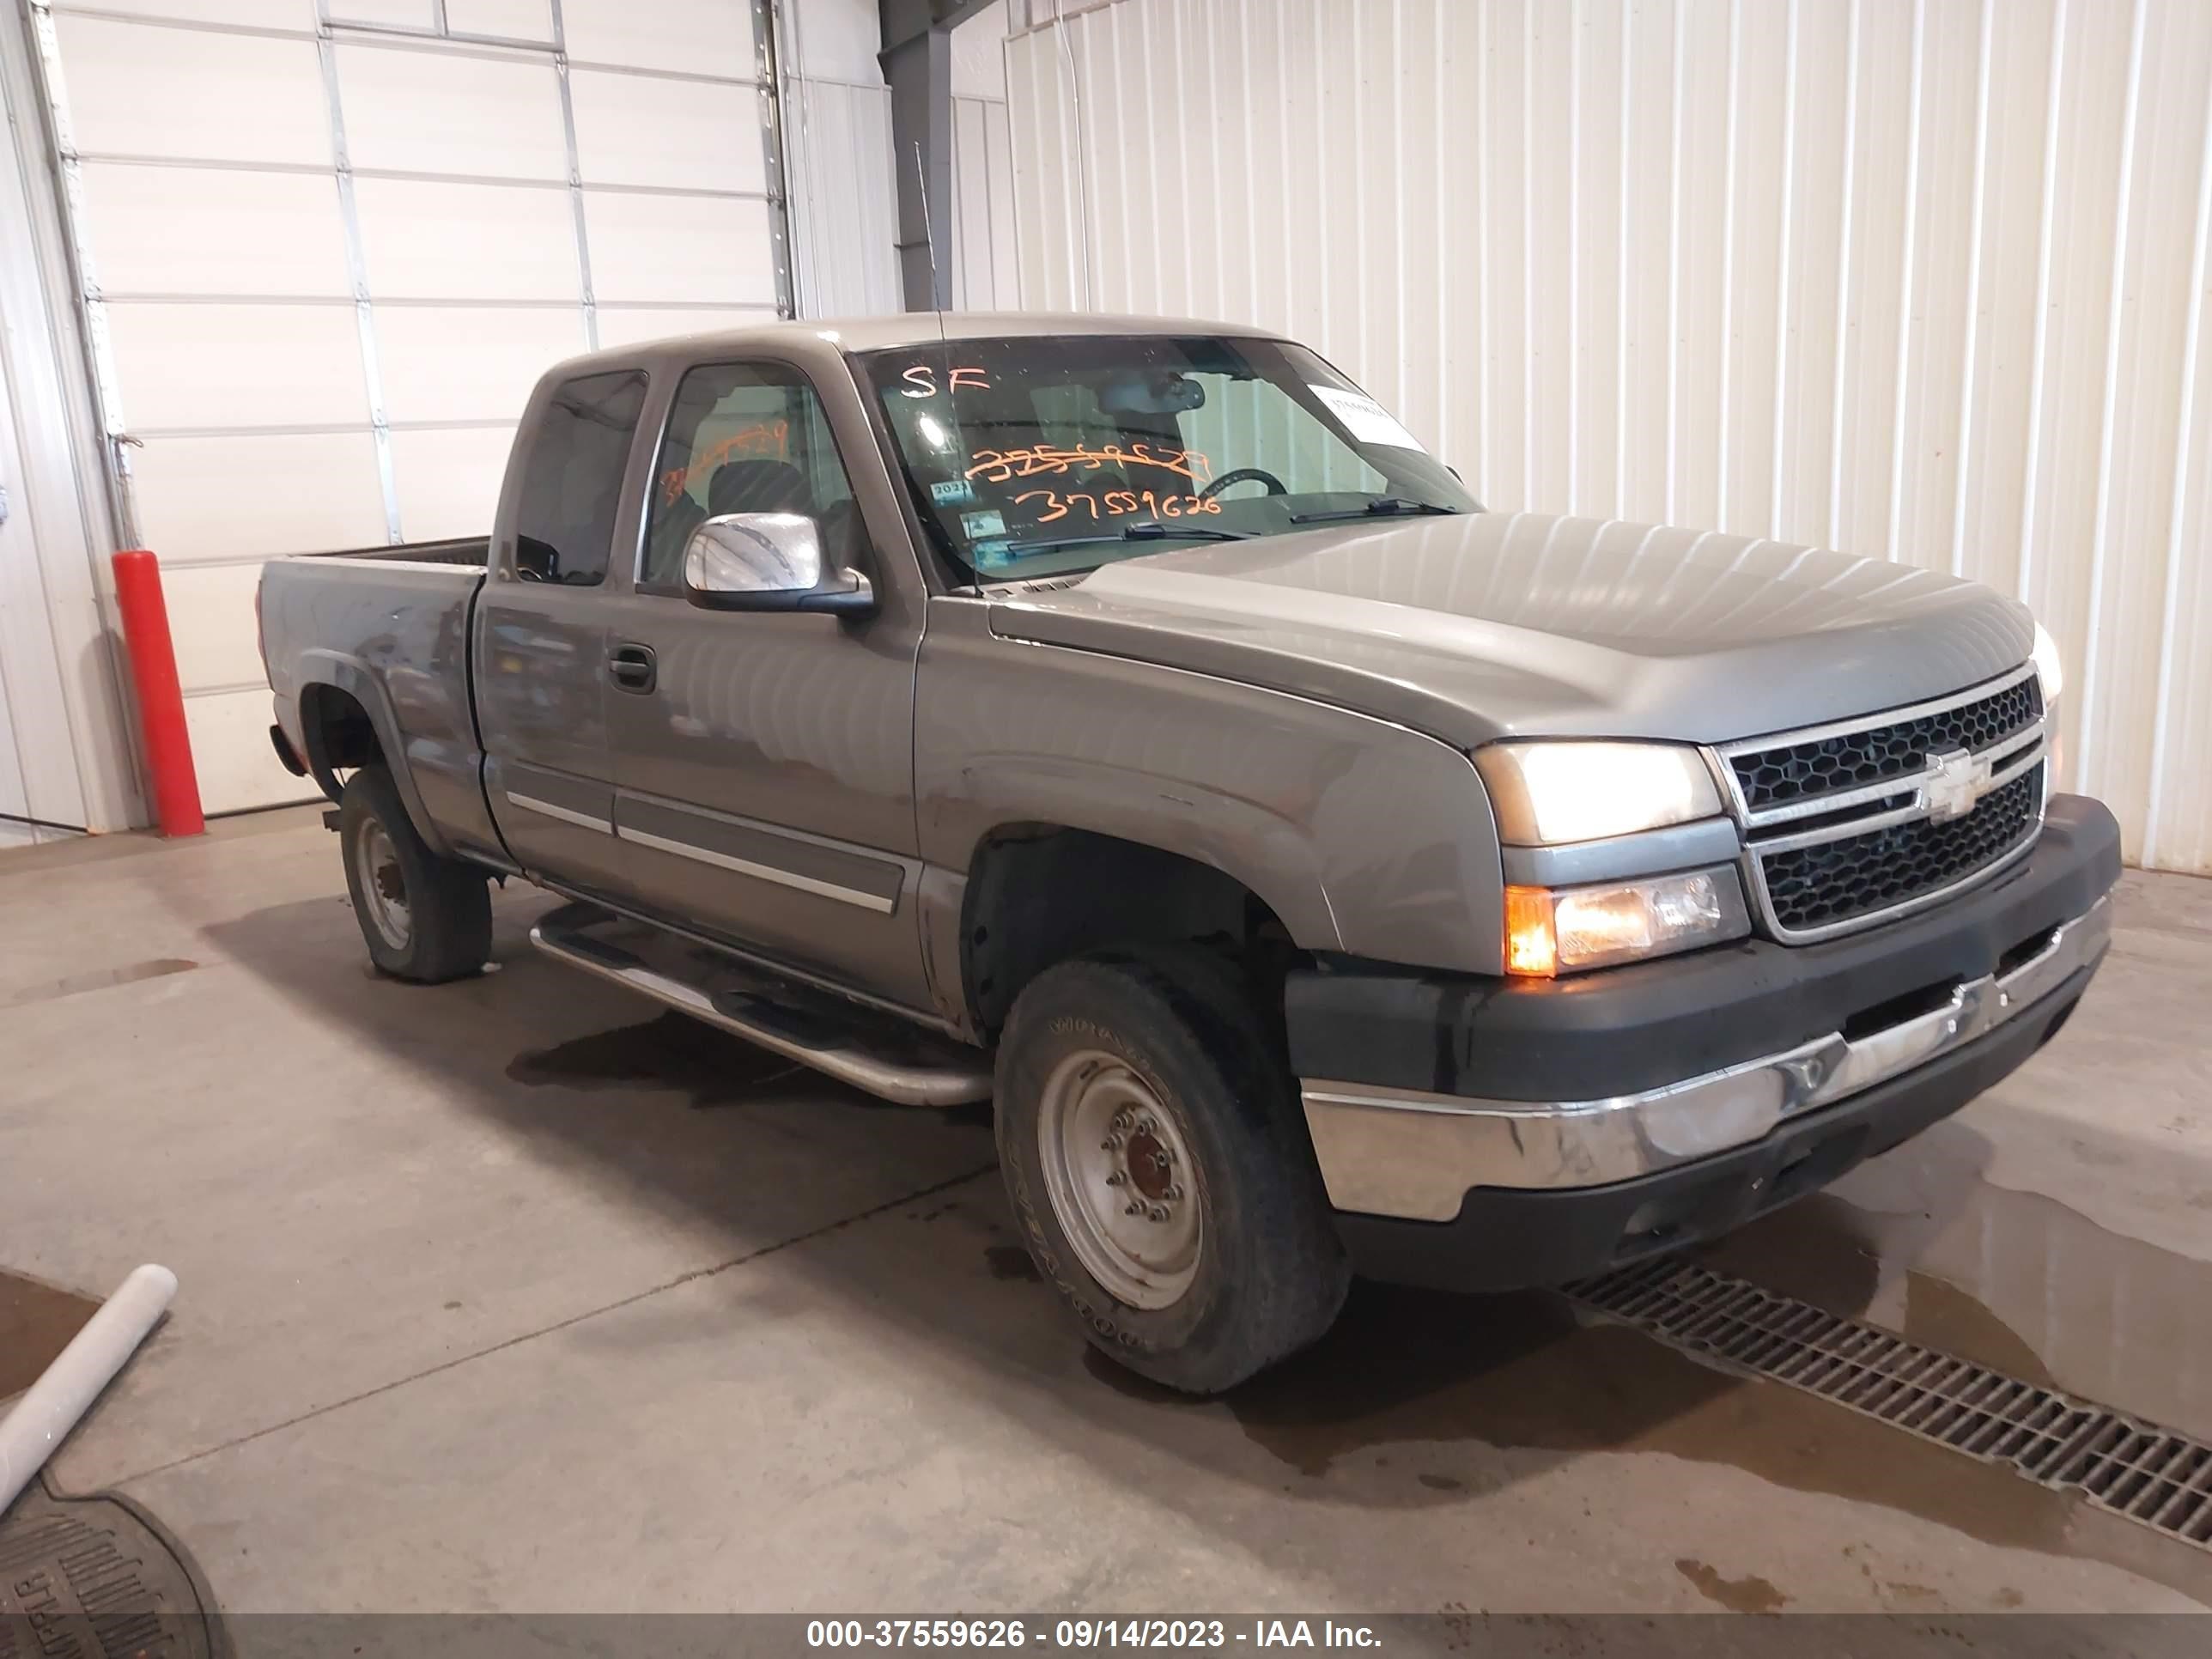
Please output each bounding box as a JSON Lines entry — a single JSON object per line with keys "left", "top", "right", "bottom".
{"left": 111, "top": 549, "right": 204, "bottom": 838}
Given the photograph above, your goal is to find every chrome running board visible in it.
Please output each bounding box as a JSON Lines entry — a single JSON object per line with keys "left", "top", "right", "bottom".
{"left": 530, "top": 904, "right": 992, "bottom": 1107}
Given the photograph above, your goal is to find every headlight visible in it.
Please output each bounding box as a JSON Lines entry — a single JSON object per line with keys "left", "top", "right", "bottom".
{"left": 1504, "top": 868, "right": 1751, "bottom": 976}
{"left": 2031, "top": 620, "right": 2064, "bottom": 706}
{"left": 1475, "top": 740, "right": 1724, "bottom": 846}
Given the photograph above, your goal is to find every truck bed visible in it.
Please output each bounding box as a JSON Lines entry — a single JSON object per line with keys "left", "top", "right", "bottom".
{"left": 310, "top": 536, "right": 489, "bottom": 567}
{"left": 260, "top": 544, "right": 501, "bottom": 861}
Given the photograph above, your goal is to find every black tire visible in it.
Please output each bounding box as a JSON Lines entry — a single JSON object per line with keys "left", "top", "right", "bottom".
{"left": 338, "top": 763, "right": 491, "bottom": 983}
{"left": 994, "top": 945, "right": 1350, "bottom": 1395}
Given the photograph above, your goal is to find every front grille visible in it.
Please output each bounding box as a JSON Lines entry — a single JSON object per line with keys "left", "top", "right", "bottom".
{"left": 1721, "top": 665, "right": 2051, "bottom": 942}
{"left": 1730, "top": 675, "right": 2041, "bottom": 813}
{"left": 1761, "top": 764, "right": 2043, "bottom": 932}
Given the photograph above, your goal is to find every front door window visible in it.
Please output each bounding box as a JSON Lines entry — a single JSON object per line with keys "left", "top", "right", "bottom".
{"left": 640, "top": 362, "right": 860, "bottom": 592}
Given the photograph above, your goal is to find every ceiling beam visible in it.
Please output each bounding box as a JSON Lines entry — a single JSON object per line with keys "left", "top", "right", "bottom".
{"left": 878, "top": 0, "right": 995, "bottom": 310}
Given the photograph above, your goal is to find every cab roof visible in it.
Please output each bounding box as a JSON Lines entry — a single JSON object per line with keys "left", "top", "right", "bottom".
{"left": 793, "top": 311, "right": 1282, "bottom": 349}
{"left": 554, "top": 311, "right": 1285, "bottom": 377}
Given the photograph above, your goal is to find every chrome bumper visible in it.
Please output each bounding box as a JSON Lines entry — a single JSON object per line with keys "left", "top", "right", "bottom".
{"left": 1300, "top": 895, "right": 2111, "bottom": 1222}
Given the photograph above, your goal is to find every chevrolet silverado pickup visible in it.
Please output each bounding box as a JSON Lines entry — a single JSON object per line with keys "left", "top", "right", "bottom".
{"left": 258, "top": 313, "right": 2118, "bottom": 1393}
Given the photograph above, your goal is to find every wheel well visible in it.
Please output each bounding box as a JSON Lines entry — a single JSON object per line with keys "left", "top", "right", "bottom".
{"left": 299, "top": 683, "right": 382, "bottom": 801}
{"left": 962, "top": 825, "right": 1298, "bottom": 1038}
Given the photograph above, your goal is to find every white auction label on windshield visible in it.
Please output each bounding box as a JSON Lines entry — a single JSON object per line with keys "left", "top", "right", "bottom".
{"left": 1309, "top": 386, "right": 1426, "bottom": 451}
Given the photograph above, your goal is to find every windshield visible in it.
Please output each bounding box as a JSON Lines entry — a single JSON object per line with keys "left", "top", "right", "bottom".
{"left": 855, "top": 335, "right": 1476, "bottom": 582}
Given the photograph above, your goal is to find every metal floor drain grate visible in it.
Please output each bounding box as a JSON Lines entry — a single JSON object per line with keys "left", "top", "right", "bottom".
{"left": 1571, "top": 1259, "right": 2212, "bottom": 1553}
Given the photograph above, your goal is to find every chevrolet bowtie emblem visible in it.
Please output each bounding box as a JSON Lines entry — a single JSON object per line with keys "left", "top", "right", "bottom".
{"left": 1924, "top": 747, "right": 1994, "bottom": 823}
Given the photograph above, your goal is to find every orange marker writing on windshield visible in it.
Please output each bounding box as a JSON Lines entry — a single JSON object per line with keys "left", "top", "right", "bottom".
{"left": 899, "top": 364, "right": 992, "bottom": 398}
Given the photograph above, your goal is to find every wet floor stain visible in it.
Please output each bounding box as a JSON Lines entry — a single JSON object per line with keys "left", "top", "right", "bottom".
{"left": 0, "top": 1270, "right": 102, "bottom": 1397}
{"left": 1896, "top": 1268, "right": 2057, "bottom": 1388}
{"left": 2, "top": 958, "right": 197, "bottom": 1010}
{"left": 1076, "top": 1278, "right": 2212, "bottom": 1605}
{"left": 1841, "top": 1543, "right": 1951, "bottom": 1611}
{"left": 506, "top": 1011, "right": 807, "bottom": 1109}
{"left": 984, "top": 1244, "right": 1042, "bottom": 1282}
{"left": 1701, "top": 1133, "right": 2212, "bottom": 1443}
{"left": 1675, "top": 1558, "right": 1789, "bottom": 1613}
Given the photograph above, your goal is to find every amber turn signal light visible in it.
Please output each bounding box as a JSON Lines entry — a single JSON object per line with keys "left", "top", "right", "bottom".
{"left": 1504, "top": 885, "right": 1559, "bottom": 978}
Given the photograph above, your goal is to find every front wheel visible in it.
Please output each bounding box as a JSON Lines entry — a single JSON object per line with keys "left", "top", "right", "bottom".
{"left": 994, "top": 946, "right": 1349, "bottom": 1395}
{"left": 339, "top": 763, "right": 491, "bottom": 983}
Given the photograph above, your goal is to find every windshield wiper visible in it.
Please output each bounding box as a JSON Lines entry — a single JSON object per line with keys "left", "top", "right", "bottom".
{"left": 996, "top": 521, "right": 1250, "bottom": 558}
{"left": 1288, "top": 497, "right": 1463, "bottom": 526}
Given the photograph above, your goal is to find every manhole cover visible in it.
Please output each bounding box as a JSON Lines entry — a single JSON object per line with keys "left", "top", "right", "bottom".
{"left": 0, "top": 1484, "right": 221, "bottom": 1659}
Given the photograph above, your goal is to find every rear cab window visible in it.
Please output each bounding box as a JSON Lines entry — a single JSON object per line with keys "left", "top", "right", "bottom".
{"left": 512, "top": 368, "right": 649, "bottom": 586}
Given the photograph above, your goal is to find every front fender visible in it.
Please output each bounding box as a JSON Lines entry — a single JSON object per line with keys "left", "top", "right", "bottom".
{"left": 917, "top": 610, "right": 1510, "bottom": 978}
{"left": 942, "top": 753, "right": 1342, "bottom": 950}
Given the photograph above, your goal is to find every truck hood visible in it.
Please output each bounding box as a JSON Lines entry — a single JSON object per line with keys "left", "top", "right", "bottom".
{"left": 987, "top": 511, "right": 2034, "bottom": 748}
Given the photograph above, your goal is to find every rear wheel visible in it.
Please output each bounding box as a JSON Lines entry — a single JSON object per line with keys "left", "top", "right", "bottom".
{"left": 339, "top": 764, "right": 491, "bottom": 983}
{"left": 995, "top": 945, "right": 1349, "bottom": 1395}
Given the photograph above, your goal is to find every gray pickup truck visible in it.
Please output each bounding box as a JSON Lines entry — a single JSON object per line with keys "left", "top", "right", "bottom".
{"left": 258, "top": 313, "right": 2119, "bottom": 1393}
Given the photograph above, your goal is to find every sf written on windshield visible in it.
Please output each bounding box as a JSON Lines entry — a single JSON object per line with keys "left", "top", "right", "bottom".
{"left": 858, "top": 336, "right": 1474, "bottom": 580}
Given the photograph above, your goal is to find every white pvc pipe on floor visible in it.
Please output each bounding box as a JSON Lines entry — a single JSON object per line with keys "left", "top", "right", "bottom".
{"left": 0, "top": 1264, "right": 176, "bottom": 1514}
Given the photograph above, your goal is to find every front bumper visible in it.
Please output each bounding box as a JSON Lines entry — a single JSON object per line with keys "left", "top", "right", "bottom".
{"left": 1290, "top": 793, "right": 2121, "bottom": 1287}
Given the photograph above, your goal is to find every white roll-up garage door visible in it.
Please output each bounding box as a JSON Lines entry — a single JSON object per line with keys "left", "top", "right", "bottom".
{"left": 28, "top": 0, "right": 790, "bottom": 812}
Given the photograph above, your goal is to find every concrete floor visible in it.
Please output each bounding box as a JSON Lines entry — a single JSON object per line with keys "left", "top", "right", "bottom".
{"left": 3, "top": 807, "right": 2211, "bottom": 1615}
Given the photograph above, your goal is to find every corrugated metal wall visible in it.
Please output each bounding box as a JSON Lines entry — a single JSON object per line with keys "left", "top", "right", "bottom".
{"left": 782, "top": 77, "right": 1012, "bottom": 313}
{"left": 951, "top": 92, "right": 1018, "bottom": 307}
{"left": 1005, "top": 0, "right": 2212, "bottom": 875}
{"left": 780, "top": 0, "right": 1011, "bottom": 317}
{"left": 785, "top": 75, "right": 902, "bottom": 316}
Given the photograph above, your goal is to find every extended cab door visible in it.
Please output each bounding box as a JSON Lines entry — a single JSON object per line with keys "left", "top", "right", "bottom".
{"left": 474, "top": 367, "right": 647, "bottom": 896}
{"left": 600, "top": 355, "right": 930, "bottom": 1012}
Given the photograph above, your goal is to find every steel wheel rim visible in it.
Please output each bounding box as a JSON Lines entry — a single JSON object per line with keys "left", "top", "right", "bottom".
{"left": 1036, "top": 1048, "right": 1201, "bottom": 1310}
{"left": 353, "top": 817, "right": 410, "bottom": 951}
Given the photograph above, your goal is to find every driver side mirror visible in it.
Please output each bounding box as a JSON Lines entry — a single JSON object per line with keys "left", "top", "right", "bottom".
{"left": 683, "top": 512, "right": 876, "bottom": 618}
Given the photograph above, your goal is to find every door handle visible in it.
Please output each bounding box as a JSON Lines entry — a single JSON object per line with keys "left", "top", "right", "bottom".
{"left": 608, "top": 642, "right": 657, "bottom": 694}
